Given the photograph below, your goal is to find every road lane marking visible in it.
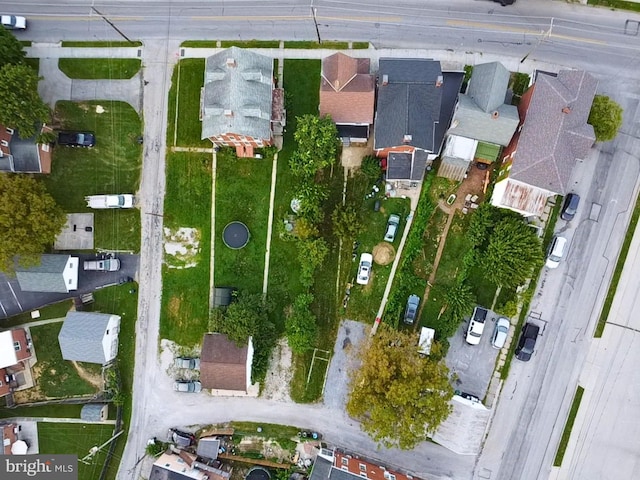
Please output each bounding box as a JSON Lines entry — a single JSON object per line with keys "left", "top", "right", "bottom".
{"left": 7, "top": 282, "right": 22, "bottom": 311}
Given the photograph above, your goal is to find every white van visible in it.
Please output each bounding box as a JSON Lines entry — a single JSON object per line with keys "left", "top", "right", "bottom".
{"left": 546, "top": 236, "right": 567, "bottom": 269}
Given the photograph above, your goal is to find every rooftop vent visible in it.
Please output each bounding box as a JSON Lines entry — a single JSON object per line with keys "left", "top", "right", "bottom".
{"left": 224, "top": 109, "right": 233, "bottom": 117}
{"left": 491, "top": 111, "right": 500, "bottom": 119}
{"left": 403, "top": 134, "right": 412, "bottom": 143}
{"left": 226, "top": 58, "right": 236, "bottom": 68}
{"left": 436, "top": 75, "right": 443, "bottom": 87}
{"left": 562, "top": 106, "right": 571, "bottom": 114}
{"left": 382, "top": 74, "right": 389, "bottom": 86}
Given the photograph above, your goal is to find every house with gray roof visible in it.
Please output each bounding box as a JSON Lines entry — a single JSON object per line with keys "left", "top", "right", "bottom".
{"left": 439, "top": 62, "right": 520, "bottom": 181}
{"left": 16, "top": 255, "right": 79, "bottom": 293}
{"left": 201, "top": 47, "right": 285, "bottom": 158}
{"left": 0, "top": 124, "right": 53, "bottom": 174}
{"left": 58, "top": 311, "right": 120, "bottom": 365}
{"left": 491, "top": 69, "right": 597, "bottom": 217}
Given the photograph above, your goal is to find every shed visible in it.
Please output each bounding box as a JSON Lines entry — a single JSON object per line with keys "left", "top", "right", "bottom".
{"left": 213, "top": 287, "right": 236, "bottom": 308}
{"left": 81, "top": 404, "right": 108, "bottom": 422}
{"left": 418, "top": 327, "right": 436, "bottom": 355}
{"left": 196, "top": 437, "right": 220, "bottom": 460}
{"left": 58, "top": 311, "right": 121, "bottom": 365}
{"left": 16, "top": 254, "right": 79, "bottom": 293}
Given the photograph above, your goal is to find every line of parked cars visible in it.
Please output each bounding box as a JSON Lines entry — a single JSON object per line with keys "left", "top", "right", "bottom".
{"left": 173, "top": 356, "right": 201, "bottom": 393}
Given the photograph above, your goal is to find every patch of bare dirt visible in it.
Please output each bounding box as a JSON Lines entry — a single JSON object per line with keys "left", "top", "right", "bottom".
{"left": 373, "top": 242, "right": 395, "bottom": 266}
{"left": 167, "top": 296, "right": 181, "bottom": 317}
{"left": 261, "top": 338, "right": 292, "bottom": 402}
{"left": 72, "top": 361, "right": 103, "bottom": 389}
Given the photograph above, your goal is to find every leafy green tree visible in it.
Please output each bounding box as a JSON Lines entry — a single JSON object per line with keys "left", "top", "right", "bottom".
{"left": 289, "top": 115, "right": 339, "bottom": 178}
{"left": 331, "top": 204, "right": 362, "bottom": 241}
{"left": 0, "top": 28, "right": 25, "bottom": 68}
{"left": 298, "top": 238, "right": 328, "bottom": 287}
{"left": 347, "top": 325, "right": 453, "bottom": 449}
{"left": 297, "top": 181, "right": 328, "bottom": 224}
{"left": 588, "top": 94, "right": 623, "bottom": 142}
{"left": 209, "top": 291, "right": 267, "bottom": 345}
{"left": 0, "top": 64, "right": 50, "bottom": 138}
{"left": 360, "top": 155, "right": 381, "bottom": 180}
{"left": 441, "top": 282, "right": 476, "bottom": 325}
{"left": 285, "top": 293, "right": 318, "bottom": 354}
{"left": 481, "top": 217, "right": 543, "bottom": 288}
{"left": 0, "top": 175, "right": 65, "bottom": 272}
{"left": 293, "top": 217, "right": 318, "bottom": 240}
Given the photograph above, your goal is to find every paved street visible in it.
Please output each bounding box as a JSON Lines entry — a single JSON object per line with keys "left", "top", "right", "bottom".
{"left": 7, "top": 1, "right": 640, "bottom": 480}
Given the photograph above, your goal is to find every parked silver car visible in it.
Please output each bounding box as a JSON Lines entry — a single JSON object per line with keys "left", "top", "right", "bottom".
{"left": 173, "top": 380, "right": 202, "bottom": 393}
{"left": 175, "top": 357, "right": 200, "bottom": 370}
{"left": 384, "top": 214, "right": 400, "bottom": 242}
{"left": 492, "top": 317, "right": 510, "bottom": 349}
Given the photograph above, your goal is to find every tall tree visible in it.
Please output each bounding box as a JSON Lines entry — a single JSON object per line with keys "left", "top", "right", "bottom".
{"left": 0, "top": 63, "right": 50, "bottom": 138}
{"left": 347, "top": 325, "right": 453, "bottom": 449}
{"left": 289, "top": 115, "right": 339, "bottom": 178}
{"left": 481, "top": 217, "right": 543, "bottom": 288}
{"left": 331, "top": 204, "right": 362, "bottom": 241}
{"left": 0, "top": 28, "right": 26, "bottom": 68}
{"left": 208, "top": 291, "right": 267, "bottom": 345}
{"left": 588, "top": 94, "right": 623, "bottom": 142}
{"left": 0, "top": 175, "right": 65, "bottom": 272}
{"left": 285, "top": 293, "right": 317, "bottom": 354}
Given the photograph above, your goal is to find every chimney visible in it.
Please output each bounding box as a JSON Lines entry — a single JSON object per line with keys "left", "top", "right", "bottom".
{"left": 226, "top": 58, "right": 236, "bottom": 68}
{"left": 436, "top": 75, "right": 443, "bottom": 88}
{"left": 224, "top": 109, "right": 233, "bottom": 117}
{"left": 562, "top": 106, "right": 571, "bottom": 114}
{"left": 491, "top": 111, "right": 500, "bottom": 119}
{"left": 334, "top": 80, "right": 340, "bottom": 90}
{"left": 403, "top": 134, "right": 412, "bottom": 143}
{"left": 382, "top": 74, "right": 389, "bottom": 86}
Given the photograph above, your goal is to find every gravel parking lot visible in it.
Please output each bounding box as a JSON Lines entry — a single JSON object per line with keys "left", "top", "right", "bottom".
{"left": 323, "top": 320, "right": 368, "bottom": 410}
{"left": 446, "top": 311, "right": 502, "bottom": 399}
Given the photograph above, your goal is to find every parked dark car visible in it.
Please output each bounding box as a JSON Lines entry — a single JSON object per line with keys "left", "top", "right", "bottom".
{"left": 492, "top": 0, "right": 515, "bottom": 5}
{"left": 561, "top": 193, "right": 580, "bottom": 221}
{"left": 515, "top": 323, "right": 540, "bottom": 361}
{"left": 168, "top": 429, "right": 195, "bottom": 447}
{"left": 403, "top": 294, "right": 420, "bottom": 325}
{"left": 57, "top": 131, "right": 96, "bottom": 147}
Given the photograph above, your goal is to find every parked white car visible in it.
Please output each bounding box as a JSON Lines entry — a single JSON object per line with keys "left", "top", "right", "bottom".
{"left": 465, "top": 306, "right": 488, "bottom": 345}
{"left": 1, "top": 15, "right": 26, "bottom": 30}
{"left": 546, "top": 236, "right": 568, "bottom": 269}
{"left": 492, "top": 317, "right": 510, "bottom": 349}
{"left": 356, "top": 253, "right": 373, "bottom": 285}
{"left": 85, "top": 194, "right": 134, "bottom": 209}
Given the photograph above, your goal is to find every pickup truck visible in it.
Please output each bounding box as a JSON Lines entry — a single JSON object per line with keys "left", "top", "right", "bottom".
{"left": 57, "top": 131, "right": 96, "bottom": 147}
{"left": 84, "top": 258, "right": 121, "bottom": 272}
{"left": 85, "top": 194, "right": 134, "bottom": 209}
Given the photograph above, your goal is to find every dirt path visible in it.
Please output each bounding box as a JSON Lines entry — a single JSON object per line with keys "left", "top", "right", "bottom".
{"left": 72, "top": 361, "right": 103, "bottom": 389}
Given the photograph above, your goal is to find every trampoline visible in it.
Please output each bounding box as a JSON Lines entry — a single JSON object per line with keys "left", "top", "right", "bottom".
{"left": 223, "top": 221, "right": 250, "bottom": 249}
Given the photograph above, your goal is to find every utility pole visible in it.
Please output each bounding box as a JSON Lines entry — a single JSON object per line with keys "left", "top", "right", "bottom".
{"left": 80, "top": 430, "right": 124, "bottom": 465}
{"left": 311, "top": 4, "right": 322, "bottom": 45}
{"left": 521, "top": 17, "right": 554, "bottom": 64}
{"left": 91, "top": 7, "right": 135, "bottom": 44}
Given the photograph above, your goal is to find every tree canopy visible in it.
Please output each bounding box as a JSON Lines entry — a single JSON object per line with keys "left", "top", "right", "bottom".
{"left": 480, "top": 216, "right": 543, "bottom": 288}
{"left": 209, "top": 291, "right": 268, "bottom": 345}
{"left": 346, "top": 325, "right": 453, "bottom": 449}
{"left": 0, "top": 63, "right": 50, "bottom": 138}
{"left": 285, "top": 293, "right": 317, "bottom": 354}
{"left": 0, "top": 28, "right": 26, "bottom": 68}
{"left": 0, "top": 174, "right": 66, "bottom": 272}
{"left": 289, "top": 115, "right": 339, "bottom": 178}
{"left": 588, "top": 94, "right": 623, "bottom": 142}
{"left": 331, "top": 204, "right": 362, "bottom": 241}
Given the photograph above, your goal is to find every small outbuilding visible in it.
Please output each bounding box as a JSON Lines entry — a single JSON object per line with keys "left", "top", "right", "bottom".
{"left": 81, "top": 404, "right": 108, "bottom": 422}
{"left": 58, "top": 311, "right": 121, "bottom": 365}
{"left": 196, "top": 437, "right": 220, "bottom": 460}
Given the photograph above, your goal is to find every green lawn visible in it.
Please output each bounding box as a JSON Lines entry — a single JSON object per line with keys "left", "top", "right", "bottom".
{"left": 45, "top": 101, "right": 142, "bottom": 251}
{"left": 166, "top": 58, "right": 210, "bottom": 148}
{"left": 29, "top": 322, "right": 98, "bottom": 398}
{"left": 58, "top": 58, "right": 141, "bottom": 79}
{"left": 214, "top": 149, "right": 272, "bottom": 293}
{"left": 38, "top": 422, "right": 116, "bottom": 480}
{"left": 0, "top": 299, "right": 72, "bottom": 329}
{"left": 160, "top": 152, "right": 212, "bottom": 346}
{"left": 61, "top": 41, "right": 142, "bottom": 47}
{"left": 284, "top": 41, "right": 350, "bottom": 49}
{"left": 220, "top": 40, "right": 281, "bottom": 48}
{"left": 0, "top": 403, "right": 83, "bottom": 419}
{"left": 553, "top": 385, "right": 585, "bottom": 466}
{"left": 588, "top": 0, "right": 640, "bottom": 11}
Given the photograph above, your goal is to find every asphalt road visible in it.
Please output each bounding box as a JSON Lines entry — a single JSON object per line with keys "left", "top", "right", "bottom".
{"left": 6, "top": 1, "right": 640, "bottom": 480}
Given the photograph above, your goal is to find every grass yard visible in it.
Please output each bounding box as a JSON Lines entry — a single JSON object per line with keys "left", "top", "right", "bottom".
{"left": 38, "top": 422, "right": 116, "bottom": 480}
{"left": 0, "top": 403, "right": 83, "bottom": 419}
{"left": 220, "top": 40, "right": 281, "bottom": 48}
{"left": 61, "top": 41, "right": 142, "bottom": 47}
{"left": 284, "top": 41, "right": 350, "bottom": 49}
{"left": 588, "top": 0, "right": 640, "bottom": 12}
{"left": 166, "top": 58, "right": 210, "bottom": 148}
{"left": 58, "top": 58, "right": 141, "bottom": 79}
{"left": 214, "top": 149, "right": 272, "bottom": 293}
{"left": 553, "top": 385, "right": 585, "bottom": 466}
{"left": 161, "top": 152, "right": 212, "bottom": 346}
{"left": 45, "top": 100, "right": 142, "bottom": 251}
{"left": 29, "top": 322, "right": 98, "bottom": 398}
{"left": 0, "top": 299, "right": 72, "bottom": 329}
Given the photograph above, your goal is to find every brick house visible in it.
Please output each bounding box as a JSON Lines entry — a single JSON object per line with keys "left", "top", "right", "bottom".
{"left": 0, "top": 124, "right": 53, "bottom": 173}
{"left": 491, "top": 70, "right": 597, "bottom": 217}
{"left": 201, "top": 47, "right": 285, "bottom": 158}
{"left": 200, "top": 333, "right": 255, "bottom": 395}
{"left": 319, "top": 52, "right": 375, "bottom": 143}
{"left": 309, "top": 448, "right": 419, "bottom": 480}
{"left": 0, "top": 328, "right": 32, "bottom": 398}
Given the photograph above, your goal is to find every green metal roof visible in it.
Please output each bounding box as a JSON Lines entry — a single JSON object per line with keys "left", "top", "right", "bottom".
{"left": 475, "top": 142, "right": 501, "bottom": 163}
